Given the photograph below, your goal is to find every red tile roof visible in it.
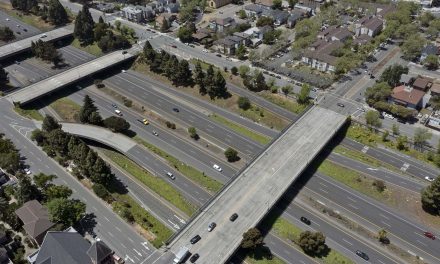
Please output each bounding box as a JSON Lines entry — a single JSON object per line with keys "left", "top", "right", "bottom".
{"left": 391, "top": 85, "right": 425, "bottom": 105}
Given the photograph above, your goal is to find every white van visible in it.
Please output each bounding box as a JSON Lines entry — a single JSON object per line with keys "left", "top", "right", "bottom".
{"left": 114, "top": 109, "right": 122, "bottom": 116}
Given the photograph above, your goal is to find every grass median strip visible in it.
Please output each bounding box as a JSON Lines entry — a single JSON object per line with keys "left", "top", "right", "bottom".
{"left": 318, "top": 160, "right": 394, "bottom": 203}
{"left": 101, "top": 149, "right": 197, "bottom": 216}
{"left": 14, "top": 106, "right": 44, "bottom": 121}
{"left": 263, "top": 214, "right": 354, "bottom": 264}
{"left": 50, "top": 97, "right": 81, "bottom": 122}
{"left": 245, "top": 255, "right": 286, "bottom": 264}
{"left": 134, "top": 136, "right": 223, "bottom": 192}
{"left": 260, "top": 93, "right": 308, "bottom": 114}
{"left": 209, "top": 114, "right": 271, "bottom": 145}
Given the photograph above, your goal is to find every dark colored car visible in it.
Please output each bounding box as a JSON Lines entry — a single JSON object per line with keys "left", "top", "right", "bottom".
{"left": 337, "top": 103, "right": 345, "bottom": 107}
{"left": 190, "top": 235, "right": 201, "bottom": 244}
{"left": 424, "top": 232, "right": 436, "bottom": 240}
{"left": 190, "top": 253, "right": 200, "bottom": 263}
{"left": 171, "top": 45, "right": 177, "bottom": 48}
{"left": 23, "top": 28, "right": 27, "bottom": 32}
{"left": 216, "top": 54, "right": 222, "bottom": 57}
{"left": 208, "top": 222, "right": 216, "bottom": 232}
{"left": 122, "top": 50, "right": 128, "bottom": 54}
{"left": 355, "top": 250, "right": 369, "bottom": 261}
{"left": 229, "top": 213, "right": 238, "bottom": 222}
{"left": 172, "top": 107, "right": 179, "bottom": 112}
{"left": 300, "top": 217, "right": 311, "bottom": 225}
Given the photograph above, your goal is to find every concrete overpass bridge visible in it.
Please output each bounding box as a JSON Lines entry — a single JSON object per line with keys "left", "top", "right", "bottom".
{"left": 0, "top": 25, "right": 73, "bottom": 61}
{"left": 155, "top": 106, "right": 346, "bottom": 264}
{"left": 8, "top": 46, "right": 140, "bottom": 105}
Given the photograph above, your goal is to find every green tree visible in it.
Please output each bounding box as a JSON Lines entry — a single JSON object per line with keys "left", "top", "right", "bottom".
{"left": 42, "top": 115, "right": 61, "bottom": 132}
{"left": 392, "top": 124, "right": 400, "bottom": 136}
{"left": 211, "top": 70, "right": 227, "bottom": 98}
{"left": 79, "top": 95, "right": 102, "bottom": 125}
{"left": 251, "top": 71, "right": 267, "bottom": 92}
{"left": 238, "top": 10, "right": 247, "bottom": 19}
{"left": 298, "top": 231, "right": 327, "bottom": 256}
{"left": 47, "top": 198, "right": 86, "bottom": 227}
{"left": 115, "top": 20, "right": 121, "bottom": 30}
{"left": 256, "top": 17, "right": 273, "bottom": 27}
{"left": 45, "top": 185, "right": 72, "bottom": 200}
{"left": 281, "top": 85, "right": 292, "bottom": 96}
{"left": 160, "top": 18, "right": 169, "bottom": 32}
{"left": 74, "top": 5, "right": 95, "bottom": 45}
{"left": 92, "top": 183, "right": 111, "bottom": 201}
{"left": 424, "top": 54, "right": 439, "bottom": 70}
{"left": 396, "top": 135, "right": 408, "bottom": 150}
{"left": 143, "top": 41, "right": 156, "bottom": 64}
{"left": 297, "top": 84, "right": 311, "bottom": 105}
{"left": 225, "top": 147, "right": 239, "bottom": 162}
{"left": 0, "top": 26, "right": 15, "bottom": 41}
{"left": 193, "top": 62, "right": 206, "bottom": 94}
{"left": 365, "top": 110, "right": 382, "bottom": 129}
{"left": 33, "top": 173, "right": 56, "bottom": 189}
{"left": 0, "top": 134, "right": 20, "bottom": 173}
{"left": 236, "top": 44, "right": 247, "bottom": 60}
{"left": 238, "top": 96, "right": 251, "bottom": 110}
{"left": 365, "top": 82, "right": 392, "bottom": 106}
{"left": 378, "top": 229, "right": 390, "bottom": 244}
{"left": 177, "top": 26, "right": 193, "bottom": 43}
{"left": 231, "top": 66, "right": 238, "bottom": 76}
{"left": 103, "top": 116, "right": 130, "bottom": 133}
{"left": 379, "top": 64, "right": 409, "bottom": 87}
{"left": 413, "top": 127, "right": 432, "bottom": 150}
{"left": 188, "top": 127, "right": 199, "bottom": 140}
{"left": 174, "top": 60, "right": 193, "bottom": 86}
{"left": 16, "top": 176, "right": 41, "bottom": 205}
{"left": 287, "top": 0, "right": 297, "bottom": 8}
{"left": 241, "top": 228, "right": 263, "bottom": 249}
{"left": 421, "top": 176, "right": 440, "bottom": 215}
{"left": 90, "top": 157, "right": 114, "bottom": 185}
{"left": 0, "top": 197, "right": 8, "bottom": 218}
{"left": 238, "top": 65, "right": 250, "bottom": 78}
{"left": 401, "top": 34, "right": 426, "bottom": 61}
{"left": 47, "top": 0, "right": 68, "bottom": 25}
{"left": 0, "top": 67, "right": 8, "bottom": 85}
{"left": 272, "top": 0, "right": 282, "bottom": 9}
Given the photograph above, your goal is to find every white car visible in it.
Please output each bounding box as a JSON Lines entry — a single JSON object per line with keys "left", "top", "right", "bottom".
{"left": 213, "top": 164, "right": 222, "bottom": 172}
{"left": 6, "top": 18, "right": 10, "bottom": 21}
{"left": 166, "top": 172, "right": 175, "bottom": 180}
{"left": 425, "top": 176, "right": 435, "bottom": 182}
{"left": 24, "top": 168, "right": 31, "bottom": 175}
{"left": 203, "top": 49, "right": 208, "bottom": 53}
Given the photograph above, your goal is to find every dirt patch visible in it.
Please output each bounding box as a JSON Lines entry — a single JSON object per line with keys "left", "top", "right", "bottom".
{"left": 134, "top": 223, "right": 156, "bottom": 241}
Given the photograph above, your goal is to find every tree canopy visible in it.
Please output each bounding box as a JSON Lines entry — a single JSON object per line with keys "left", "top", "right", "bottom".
{"left": 241, "top": 228, "right": 264, "bottom": 249}
{"left": 225, "top": 147, "right": 239, "bottom": 162}
{"left": 298, "top": 231, "right": 327, "bottom": 256}
{"left": 47, "top": 0, "right": 68, "bottom": 25}
{"left": 379, "top": 64, "right": 408, "bottom": 87}
{"left": 0, "top": 26, "right": 15, "bottom": 41}
{"left": 422, "top": 176, "right": 440, "bottom": 215}
{"left": 365, "top": 82, "right": 392, "bottom": 106}
{"left": 46, "top": 198, "right": 86, "bottom": 227}
{"left": 79, "top": 95, "right": 102, "bottom": 125}
{"left": 74, "top": 5, "right": 95, "bottom": 45}
{"left": 103, "top": 116, "right": 130, "bottom": 133}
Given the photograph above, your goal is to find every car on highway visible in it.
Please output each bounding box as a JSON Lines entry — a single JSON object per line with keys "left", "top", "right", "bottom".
{"left": 216, "top": 54, "right": 221, "bottom": 57}
{"left": 16, "top": 24, "right": 20, "bottom": 27}
{"left": 190, "top": 235, "right": 201, "bottom": 244}
{"left": 208, "top": 222, "right": 216, "bottom": 232}
{"left": 213, "top": 164, "right": 222, "bottom": 172}
{"left": 171, "top": 45, "right": 177, "bottom": 48}
{"left": 114, "top": 109, "right": 122, "bottom": 116}
{"left": 424, "top": 232, "right": 436, "bottom": 240}
{"left": 166, "top": 172, "right": 175, "bottom": 180}
{"left": 142, "top": 119, "right": 149, "bottom": 125}
{"left": 5, "top": 18, "right": 9, "bottom": 21}
{"left": 23, "top": 28, "right": 27, "bottom": 32}
{"left": 229, "top": 213, "right": 238, "bottom": 222}
{"left": 152, "top": 131, "right": 159, "bottom": 136}
{"left": 189, "top": 253, "right": 199, "bottom": 263}
{"left": 112, "top": 103, "right": 117, "bottom": 108}
{"left": 172, "top": 107, "right": 180, "bottom": 112}
{"left": 337, "top": 103, "right": 345, "bottom": 107}
{"left": 425, "top": 176, "right": 434, "bottom": 182}
{"left": 355, "top": 250, "right": 369, "bottom": 261}
{"left": 300, "top": 216, "right": 311, "bottom": 225}
{"left": 40, "top": 33, "right": 47, "bottom": 38}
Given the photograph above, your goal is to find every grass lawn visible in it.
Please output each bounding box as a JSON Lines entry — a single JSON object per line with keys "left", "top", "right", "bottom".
{"left": 0, "top": 2, "right": 54, "bottom": 31}
{"left": 50, "top": 98, "right": 81, "bottom": 122}
{"left": 71, "top": 38, "right": 103, "bottom": 57}
{"left": 346, "top": 124, "right": 434, "bottom": 166}
{"left": 210, "top": 114, "right": 271, "bottom": 145}
{"left": 111, "top": 193, "right": 173, "bottom": 248}
{"left": 134, "top": 136, "right": 223, "bottom": 192}
{"left": 101, "top": 149, "right": 197, "bottom": 216}
{"left": 245, "top": 255, "right": 286, "bottom": 264}
{"left": 263, "top": 213, "right": 354, "bottom": 264}
{"left": 14, "top": 106, "right": 44, "bottom": 121}
{"left": 260, "top": 93, "right": 308, "bottom": 114}
{"left": 318, "top": 160, "right": 394, "bottom": 204}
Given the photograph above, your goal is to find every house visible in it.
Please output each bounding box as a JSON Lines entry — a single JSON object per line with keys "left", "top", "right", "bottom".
{"left": 155, "top": 13, "right": 176, "bottom": 28}
{"left": 165, "top": 2, "right": 180, "bottom": 13}
{"left": 208, "top": 0, "right": 232, "bottom": 9}
{"left": 244, "top": 4, "right": 263, "bottom": 18}
{"left": 420, "top": 44, "right": 439, "bottom": 61}
{"left": 213, "top": 38, "right": 238, "bottom": 55}
{"left": 430, "top": 82, "right": 440, "bottom": 96}
{"left": 301, "top": 41, "right": 343, "bottom": 73}
{"left": 413, "top": 76, "right": 432, "bottom": 91}
{"left": 355, "top": 16, "right": 383, "bottom": 37}
{"left": 256, "top": 0, "right": 274, "bottom": 9}
{"left": 121, "top": 5, "right": 143, "bottom": 22}
{"left": 209, "top": 17, "right": 235, "bottom": 32}
{"left": 32, "top": 230, "right": 113, "bottom": 264}
{"left": 15, "top": 200, "right": 55, "bottom": 245}
{"left": 376, "top": 4, "right": 396, "bottom": 18}
{"left": 286, "top": 10, "right": 304, "bottom": 28}
{"left": 95, "top": 2, "right": 115, "bottom": 13}
{"left": 192, "top": 32, "right": 210, "bottom": 43}
{"left": 294, "top": 3, "right": 313, "bottom": 16}
{"left": 233, "top": 32, "right": 251, "bottom": 46}
{"left": 400, "top": 73, "right": 416, "bottom": 86}
{"left": 261, "top": 9, "right": 289, "bottom": 26}
{"left": 390, "top": 85, "right": 426, "bottom": 110}
{"left": 317, "top": 26, "right": 352, "bottom": 43}
{"left": 353, "top": 34, "right": 372, "bottom": 46}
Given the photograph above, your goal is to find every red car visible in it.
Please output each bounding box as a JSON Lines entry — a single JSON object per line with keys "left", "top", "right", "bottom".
{"left": 171, "top": 45, "right": 177, "bottom": 48}
{"left": 424, "top": 232, "right": 436, "bottom": 240}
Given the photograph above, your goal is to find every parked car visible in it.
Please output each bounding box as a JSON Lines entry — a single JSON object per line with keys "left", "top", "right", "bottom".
{"left": 189, "top": 253, "right": 199, "bottom": 263}
{"left": 229, "top": 213, "right": 238, "bottom": 222}
{"left": 190, "top": 235, "right": 201, "bottom": 244}
{"left": 208, "top": 222, "right": 216, "bottom": 232}
{"left": 355, "top": 250, "right": 369, "bottom": 261}
{"left": 172, "top": 108, "right": 179, "bottom": 112}
{"left": 337, "top": 103, "right": 345, "bottom": 107}
{"left": 425, "top": 176, "right": 435, "bottom": 182}
{"left": 300, "top": 216, "right": 311, "bottom": 225}
{"left": 114, "top": 109, "right": 122, "bottom": 116}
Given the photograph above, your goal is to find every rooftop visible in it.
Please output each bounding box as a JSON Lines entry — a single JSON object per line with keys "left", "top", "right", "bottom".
{"left": 391, "top": 85, "right": 425, "bottom": 105}
{"left": 15, "top": 200, "right": 54, "bottom": 240}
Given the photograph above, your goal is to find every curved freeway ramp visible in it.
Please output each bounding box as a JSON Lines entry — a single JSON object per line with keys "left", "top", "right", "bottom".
{"left": 59, "top": 122, "right": 137, "bottom": 153}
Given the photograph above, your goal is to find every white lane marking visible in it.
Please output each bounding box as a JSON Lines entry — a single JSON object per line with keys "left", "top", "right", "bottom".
{"left": 416, "top": 240, "right": 427, "bottom": 247}
{"left": 346, "top": 196, "right": 357, "bottom": 203}
{"left": 128, "top": 237, "right": 134, "bottom": 243}
{"left": 318, "top": 182, "right": 328, "bottom": 187}
{"left": 379, "top": 214, "right": 389, "bottom": 220}
{"left": 121, "top": 244, "right": 127, "bottom": 249}
{"left": 141, "top": 242, "right": 150, "bottom": 251}
{"left": 348, "top": 203, "right": 359, "bottom": 210}
{"left": 125, "top": 255, "right": 134, "bottom": 263}
{"left": 342, "top": 238, "right": 353, "bottom": 246}
{"left": 115, "top": 227, "right": 122, "bottom": 232}
{"left": 103, "top": 216, "right": 110, "bottom": 222}
{"left": 361, "top": 145, "right": 369, "bottom": 153}
{"left": 108, "top": 232, "right": 114, "bottom": 238}
{"left": 381, "top": 221, "right": 391, "bottom": 227}
{"left": 133, "top": 249, "right": 143, "bottom": 256}
{"left": 319, "top": 188, "right": 328, "bottom": 194}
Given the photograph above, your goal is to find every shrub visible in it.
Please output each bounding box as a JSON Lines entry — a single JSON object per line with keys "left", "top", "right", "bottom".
{"left": 237, "top": 97, "right": 251, "bottom": 110}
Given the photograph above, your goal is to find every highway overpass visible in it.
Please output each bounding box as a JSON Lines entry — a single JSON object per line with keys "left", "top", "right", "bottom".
{"left": 0, "top": 25, "right": 73, "bottom": 60}
{"left": 8, "top": 47, "right": 140, "bottom": 105}
{"left": 156, "top": 106, "right": 346, "bottom": 264}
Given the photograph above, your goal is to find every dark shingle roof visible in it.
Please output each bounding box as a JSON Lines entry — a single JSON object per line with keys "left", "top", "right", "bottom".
{"left": 35, "top": 232, "right": 93, "bottom": 264}
{"left": 87, "top": 241, "right": 113, "bottom": 263}
{"left": 0, "top": 247, "right": 8, "bottom": 263}
{"left": 15, "top": 200, "right": 54, "bottom": 240}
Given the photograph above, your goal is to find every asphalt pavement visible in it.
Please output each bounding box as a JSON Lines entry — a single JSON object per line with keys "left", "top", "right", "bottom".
{"left": 0, "top": 10, "right": 39, "bottom": 42}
